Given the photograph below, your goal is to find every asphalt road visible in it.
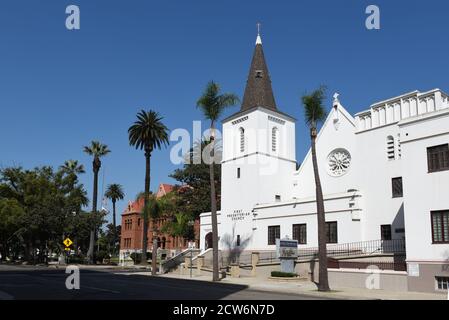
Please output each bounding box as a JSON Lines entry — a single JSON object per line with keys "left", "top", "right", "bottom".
{"left": 0, "top": 265, "right": 327, "bottom": 300}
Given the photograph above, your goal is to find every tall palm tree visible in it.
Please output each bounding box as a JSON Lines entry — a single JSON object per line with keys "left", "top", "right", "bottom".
{"left": 196, "top": 81, "right": 239, "bottom": 281}
{"left": 105, "top": 183, "right": 125, "bottom": 255}
{"left": 128, "top": 110, "right": 169, "bottom": 274}
{"left": 83, "top": 141, "right": 111, "bottom": 264}
{"left": 301, "top": 86, "right": 330, "bottom": 291}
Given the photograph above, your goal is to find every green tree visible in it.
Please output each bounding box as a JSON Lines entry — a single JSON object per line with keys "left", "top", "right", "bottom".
{"left": 158, "top": 192, "right": 195, "bottom": 249}
{"left": 301, "top": 86, "right": 330, "bottom": 292}
{"left": 105, "top": 183, "right": 125, "bottom": 256}
{"left": 0, "top": 165, "right": 90, "bottom": 263}
{"left": 161, "top": 212, "right": 195, "bottom": 248}
{"left": 128, "top": 109, "right": 169, "bottom": 274}
{"left": 83, "top": 141, "right": 111, "bottom": 264}
{"left": 0, "top": 199, "right": 25, "bottom": 261}
{"left": 196, "top": 81, "right": 239, "bottom": 281}
{"left": 170, "top": 139, "right": 222, "bottom": 219}
{"left": 96, "top": 223, "right": 120, "bottom": 262}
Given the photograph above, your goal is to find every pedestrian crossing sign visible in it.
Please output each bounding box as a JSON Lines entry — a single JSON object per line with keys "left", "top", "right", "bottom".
{"left": 63, "top": 238, "right": 73, "bottom": 247}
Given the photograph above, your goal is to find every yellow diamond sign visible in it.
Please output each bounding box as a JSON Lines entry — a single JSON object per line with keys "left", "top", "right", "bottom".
{"left": 63, "top": 238, "right": 73, "bottom": 247}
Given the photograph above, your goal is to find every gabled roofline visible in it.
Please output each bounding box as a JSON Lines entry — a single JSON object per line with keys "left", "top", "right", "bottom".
{"left": 294, "top": 102, "right": 355, "bottom": 176}
{"left": 222, "top": 106, "right": 296, "bottom": 124}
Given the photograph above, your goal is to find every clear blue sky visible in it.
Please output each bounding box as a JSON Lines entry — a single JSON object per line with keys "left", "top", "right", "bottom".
{"left": 1, "top": 0, "right": 448, "bottom": 224}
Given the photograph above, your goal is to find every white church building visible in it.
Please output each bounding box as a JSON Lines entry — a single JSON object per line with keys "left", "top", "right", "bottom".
{"left": 199, "top": 33, "right": 449, "bottom": 293}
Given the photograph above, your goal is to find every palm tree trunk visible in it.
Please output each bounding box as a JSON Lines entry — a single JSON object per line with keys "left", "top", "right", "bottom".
{"left": 152, "top": 217, "right": 158, "bottom": 275}
{"left": 87, "top": 164, "right": 99, "bottom": 265}
{"left": 209, "top": 123, "right": 219, "bottom": 281}
{"left": 112, "top": 200, "right": 116, "bottom": 230}
{"left": 310, "top": 129, "right": 330, "bottom": 291}
{"left": 112, "top": 200, "right": 117, "bottom": 256}
{"left": 141, "top": 152, "right": 150, "bottom": 266}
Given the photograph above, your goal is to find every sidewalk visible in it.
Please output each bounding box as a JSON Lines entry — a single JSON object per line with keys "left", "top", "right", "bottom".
{"left": 154, "top": 271, "right": 447, "bottom": 300}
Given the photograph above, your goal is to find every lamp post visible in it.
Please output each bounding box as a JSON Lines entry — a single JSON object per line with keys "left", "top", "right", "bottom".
{"left": 187, "top": 220, "right": 195, "bottom": 278}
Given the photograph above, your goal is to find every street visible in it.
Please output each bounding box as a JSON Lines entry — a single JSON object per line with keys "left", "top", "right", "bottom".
{"left": 0, "top": 265, "right": 328, "bottom": 300}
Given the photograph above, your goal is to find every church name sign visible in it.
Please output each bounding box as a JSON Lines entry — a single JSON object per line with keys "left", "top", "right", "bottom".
{"left": 226, "top": 209, "right": 251, "bottom": 221}
{"left": 276, "top": 239, "right": 298, "bottom": 259}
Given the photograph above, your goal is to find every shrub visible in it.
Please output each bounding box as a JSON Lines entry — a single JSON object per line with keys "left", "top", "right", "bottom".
{"left": 67, "top": 254, "right": 86, "bottom": 264}
{"left": 130, "top": 252, "right": 152, "bottom": 264}
{"left": 270, "top": 271, "right": 297, "bottom": 278}
{"left": 95, "top": 251, "right": 111, "bottom": 263}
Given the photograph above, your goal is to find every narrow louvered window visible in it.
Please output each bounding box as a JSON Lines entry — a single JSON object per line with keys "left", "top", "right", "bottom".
{"left": 272, "top": 127, "right": 278, "bottom": 152}
{"left": 387, "top": 136, "right": 395, "bottom": 160}
{"left": 240, "top": 128, "right": 245, "bottom": 152}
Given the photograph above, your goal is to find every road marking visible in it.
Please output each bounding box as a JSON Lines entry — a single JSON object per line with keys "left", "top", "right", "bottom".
{"left": 0, "top": 291, "right": 14, "bottom": 300}
{"left": 83, "top": 286, "right": 120, "bottom": 294}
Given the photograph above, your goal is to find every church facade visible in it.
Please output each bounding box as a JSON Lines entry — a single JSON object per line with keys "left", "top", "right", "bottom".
{"left": 199, "top": 33, "right": 449, "bottom": 293}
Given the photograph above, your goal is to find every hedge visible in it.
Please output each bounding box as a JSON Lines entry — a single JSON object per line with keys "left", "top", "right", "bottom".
{"left": 270, "top": 271, "right": 297, "bottom": 278}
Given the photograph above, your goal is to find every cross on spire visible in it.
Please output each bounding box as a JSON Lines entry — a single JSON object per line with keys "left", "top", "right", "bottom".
{"left": 256, "top": 22, "right": 262, "bottom": 45}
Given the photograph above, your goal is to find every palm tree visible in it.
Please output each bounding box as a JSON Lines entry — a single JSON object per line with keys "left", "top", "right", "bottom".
{"left": 60, "top": 160, "right": 85, "bottom": 175}
{"left": 128, "top": 110, "right": 169, "bottom": 274}
{"left": 83, "top": 141, "right": 111, "bottom": 264}
{"left": 105, "top": 183, "right": 125, "bottom": 255}
{"left": 301, "top": 86, "right": 330, "bottom": 291}
{"left": 161, "top": 212, "right": 194, "bottom": 249}
{"left": 196, "top": 81, "right": 239, "bottom": 281}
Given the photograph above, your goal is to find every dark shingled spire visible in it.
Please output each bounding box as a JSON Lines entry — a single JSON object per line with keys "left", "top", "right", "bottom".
{"left": 241, "top": 34, "right": 277, "bottom": 111}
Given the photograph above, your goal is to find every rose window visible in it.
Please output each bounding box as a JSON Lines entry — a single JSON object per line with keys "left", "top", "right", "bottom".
{"left": 327, "top": 149, "right": 351, "bottom": 177}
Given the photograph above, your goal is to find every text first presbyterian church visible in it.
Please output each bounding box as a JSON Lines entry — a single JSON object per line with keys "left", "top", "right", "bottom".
{"left": 199, "top": 32, "right": 449, "bottom": 294}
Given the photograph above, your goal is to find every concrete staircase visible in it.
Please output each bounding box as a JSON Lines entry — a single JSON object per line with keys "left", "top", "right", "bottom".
{"left": 160, "top": 248, "right": 201, "bottom": 274}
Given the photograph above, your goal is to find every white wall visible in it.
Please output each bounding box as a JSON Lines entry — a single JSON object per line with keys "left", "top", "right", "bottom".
{"left": 356, "top": 123, "right": 405, "bottom": 241}
{"left": 293, "top": 103, "right": 357, "bottom": 199}
{"left": 220, "top": 107, "right": 296, "bottom": 250}
{"left": 199, "top": 211, "right": 221, "bottom": 251}
{"left": 251, "top": 192, "right": 362, "bottom": 250}
{"left": 400, "top": 109, "right": 449, "bottom": 262}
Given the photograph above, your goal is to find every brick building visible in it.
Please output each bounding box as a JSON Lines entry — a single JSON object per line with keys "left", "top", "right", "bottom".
{"left": 119, "top": 183, "right": 200, "bottom": 262}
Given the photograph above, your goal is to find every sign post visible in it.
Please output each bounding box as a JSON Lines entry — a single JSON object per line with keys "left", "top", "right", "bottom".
{"left": 276, "top": 237, "right": 298, "bottom": 274}
{"left": 63, "top": 238, "right": 73, "bottom": 264}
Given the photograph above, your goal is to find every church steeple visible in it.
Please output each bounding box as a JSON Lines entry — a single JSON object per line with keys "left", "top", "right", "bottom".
{"left": 241, "top": 26, "right": 277, "bottom": 112}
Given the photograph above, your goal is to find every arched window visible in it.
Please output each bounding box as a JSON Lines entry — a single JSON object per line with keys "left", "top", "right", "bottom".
{"left": 387, "top": 136, "right": 395, "bottom": 160}
{"left": 239, "top": 127, "right": 245, "bottom": 152}
{"left": 272, "top": 127, "right": 278, "bottom": 152}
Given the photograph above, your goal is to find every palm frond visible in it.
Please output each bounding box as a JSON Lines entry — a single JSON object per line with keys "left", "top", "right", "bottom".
{"left": 196, "top": 81, "right": 240, "bottom": 122}
{"left": 128, "top": 110, "right": 169, "bottom": 152}
{"left": 83, "top": 141, "right": 111, "bottom": 157}
{"left": 105, "top": 183, "right": 125, "bottom": 202}
{"left": 60, "top": 160, "right": 85, "bottom": 175}
{"left": 301, "top": 85, "right": 328, "bottom": 129}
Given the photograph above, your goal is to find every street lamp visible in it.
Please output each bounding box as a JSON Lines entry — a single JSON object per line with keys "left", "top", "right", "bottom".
{"left": 187, "top": 220, "right": 195, "bottom": 278}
